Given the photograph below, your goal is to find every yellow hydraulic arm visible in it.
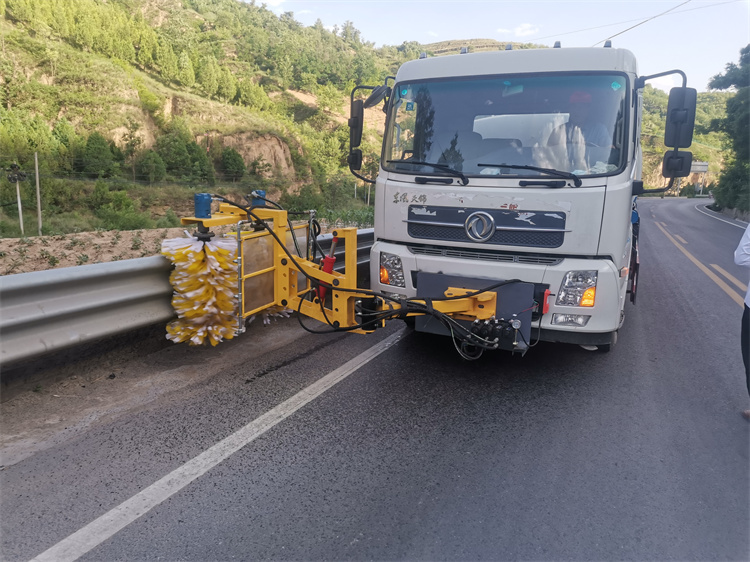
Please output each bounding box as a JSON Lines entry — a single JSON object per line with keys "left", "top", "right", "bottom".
{"left": 180, "top": 202, "right": 499, "bottom": 335}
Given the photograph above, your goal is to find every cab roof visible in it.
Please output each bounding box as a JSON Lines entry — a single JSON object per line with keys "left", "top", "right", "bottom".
{"left": 396, "top": 47, "right": 638, "bottom": 82}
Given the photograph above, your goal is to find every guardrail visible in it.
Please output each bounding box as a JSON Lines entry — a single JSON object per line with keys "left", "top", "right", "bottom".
{"left": 0, "top": 230, "right": 374, "bottom": 367}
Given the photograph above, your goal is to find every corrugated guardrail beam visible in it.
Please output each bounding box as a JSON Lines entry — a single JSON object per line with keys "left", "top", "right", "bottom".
{"left": 1, "top": 256, "right": 175, "bottom": 367}
{"left": 0, "top": 229, "right": 373, "bottom": 367}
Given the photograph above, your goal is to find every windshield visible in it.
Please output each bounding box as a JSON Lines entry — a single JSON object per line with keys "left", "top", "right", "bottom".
{"left": 383, "top": 73, "right": 628, "bottom": 183}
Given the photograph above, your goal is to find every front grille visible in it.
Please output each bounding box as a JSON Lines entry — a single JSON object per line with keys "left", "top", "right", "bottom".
{"left": 406, "top": 205, "right": 567, "bottom": 248}
{"left": 408, "top": 223, "right": 564, "bottom": 248}
{"left": 408, "top": 244, "right": 563, "bottom": 265}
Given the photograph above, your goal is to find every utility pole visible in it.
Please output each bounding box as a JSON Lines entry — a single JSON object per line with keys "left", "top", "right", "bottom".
{"left": 35, "top": 152, "right": 42, "bottom": 236}
{"left": 6, "top": 163, "right": 27, "bottom": 236}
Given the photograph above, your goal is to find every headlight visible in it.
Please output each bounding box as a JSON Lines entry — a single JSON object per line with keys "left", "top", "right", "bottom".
{"left": 551, "top": 314, "right": 591, "bottom": 326}
{"left": 556, "top": 270, "right": 597, "bottom": 307}
{"left": 379, "top": 252, "right": 405, "bottom": 288}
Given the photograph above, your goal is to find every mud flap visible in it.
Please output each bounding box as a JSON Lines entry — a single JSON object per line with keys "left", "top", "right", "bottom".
{"left": 628, "top": 238, "right": 639, "bottom": 305}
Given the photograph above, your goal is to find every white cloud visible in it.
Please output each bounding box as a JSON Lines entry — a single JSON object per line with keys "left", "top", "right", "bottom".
{"left": 514, "top": 23, "right": 539, "bottom": 37}
{"left": 496, "top": 28, "right": 512, "bottom": 34}
{"left": 650, "top": 74, "right": 681, "bottom": 94}
{"left": 428, "top": 31, "right": 439, "bottom": 38}
{"left": 264, "top": 0, "right": 285, "bottom": 7}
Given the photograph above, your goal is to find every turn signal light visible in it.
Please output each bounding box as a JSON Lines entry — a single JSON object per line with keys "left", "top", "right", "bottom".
{"left": 379, "top": 266, "right": 390, "bottom": 285}
{"left": 580, "top": 287, "right": 596, "bottom": 307}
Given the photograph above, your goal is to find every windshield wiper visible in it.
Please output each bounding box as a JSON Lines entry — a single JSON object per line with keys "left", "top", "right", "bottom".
{"left": 387, "top": 160, "right": 469, "bottom": 185}
{"left": 477, "top": 163, "right": 582, "bottom": 187}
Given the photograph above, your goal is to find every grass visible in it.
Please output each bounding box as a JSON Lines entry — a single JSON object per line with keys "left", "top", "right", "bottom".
{"left": 0, "top": 180, "right": 256, "bottom": 239}
{"left": 39, "top": 249, "right": 59, "bottom": 266}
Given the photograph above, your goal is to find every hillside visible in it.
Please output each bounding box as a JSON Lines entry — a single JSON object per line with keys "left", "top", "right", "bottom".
{"left": 0, "top": 0, "right": 732, "bottom": 247}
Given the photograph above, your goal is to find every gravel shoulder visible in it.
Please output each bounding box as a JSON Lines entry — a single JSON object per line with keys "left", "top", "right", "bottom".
{"left": 0, "top": 315, "right": 308, "bottom": 468}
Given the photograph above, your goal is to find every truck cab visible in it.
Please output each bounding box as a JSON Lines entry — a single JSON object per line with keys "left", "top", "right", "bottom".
{"left": 349, "top": 46, "right": 695, "bottom": 353}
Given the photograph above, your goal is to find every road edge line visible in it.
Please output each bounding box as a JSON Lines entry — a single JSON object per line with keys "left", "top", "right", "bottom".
{"left": 29, "top": 328, "right": 406, "bottom": 562}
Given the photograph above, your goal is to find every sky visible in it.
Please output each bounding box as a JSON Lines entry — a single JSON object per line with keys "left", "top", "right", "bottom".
{"left": 262, "top": 0, "right": 750, "bottom": 92}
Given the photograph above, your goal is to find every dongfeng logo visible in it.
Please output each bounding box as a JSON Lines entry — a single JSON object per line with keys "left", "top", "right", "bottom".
{"left": 465, "top": 211, "right": 495, "bottom": 242}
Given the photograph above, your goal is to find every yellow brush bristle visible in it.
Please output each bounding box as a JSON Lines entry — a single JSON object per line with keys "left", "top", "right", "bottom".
{"left": 161, "top": 236, "right": 238, "bottom": 346}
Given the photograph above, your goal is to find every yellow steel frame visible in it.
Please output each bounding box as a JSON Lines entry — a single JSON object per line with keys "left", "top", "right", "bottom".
{"left": 182, "top": 206, "right": 498, "bottom": 334}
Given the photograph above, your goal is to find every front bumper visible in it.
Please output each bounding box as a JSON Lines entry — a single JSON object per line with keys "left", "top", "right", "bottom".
{"left": 371, "top": 240, "right": 625, "bottom": 339}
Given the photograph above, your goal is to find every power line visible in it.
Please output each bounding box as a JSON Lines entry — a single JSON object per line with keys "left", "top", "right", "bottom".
{"left": 533, "top": 0, "right": 740, "bottom": 44}
{"left": 592, "top": 0, "right": 693, "bottom": 46}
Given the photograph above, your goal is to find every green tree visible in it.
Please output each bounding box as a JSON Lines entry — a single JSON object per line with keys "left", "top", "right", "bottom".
{"left": 709, "top": 44, "right": 750, "bottom": 212}
{"left": 155, "top": 132, "right": 190, "bottom": 176}
{"left": 276, "top": 56, "right": 293, "bottom": 89}
{"left": 198, "top": 55, "right": 220, "bottom": 97}
{"left": 51, "top": 118, "right": 85, "bottom": 174}
{"left": 137, "top": 150, "right": 166, "bottom": 184}
{"left": 72, "top": 11, "right": 96, "bottom": 51}
{"left": 87, "top": 179, "right": 112, "bottom": 209}
{"left": 156, "top": 40, "right": 179, "bottom": 83}
{"left": 236, "top": 79, "right": 270, "bottom": 110}
{"left": 122, "top": 117, "right": 143, "bottom": 180}
{"left": 186, "top": 140, "right": 215, "bottom": 185}
{"left": 216, "top": 66, "right": 237, "bottom": 101}
{"left": 136, "top": 26, "right": 158, "bottom": 67}
{"left": 5, "top": 0, "right": 34, "bottom": 22}
{"left": 82, "top": 131, "right": 115, "bottom": 178}
{"left": 45, "top": 47, "right": 59, "bottom": 80}
{"left": 316, "top": 84, "right": 342, "bottom": 113}
{"left": 221, "top": 147, "right": 245, "bottom": 182}
{"left": 178, "top": 51, "right": 196, "bottom": 87}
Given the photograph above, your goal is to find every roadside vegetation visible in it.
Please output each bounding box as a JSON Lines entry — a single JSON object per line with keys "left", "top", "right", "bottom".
{"left": 704, "top": 45, "right": 749, "bottom": 215}
{"left": 0, "top": 0, "right": 743, "bottom": 245}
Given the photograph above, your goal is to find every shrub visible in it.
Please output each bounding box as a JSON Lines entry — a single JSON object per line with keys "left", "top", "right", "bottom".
{"left": 679, "top": 183, "right": 696, "bottom": 198}
{"left": 221, "top": 147, "right": 246, "bottom": 182}
{"left": 82, "top": 132, "right": 116, "bottom": 178}
{"left": 156, "top": 208, "right": 181, "bottom": 228}
{"left": 279, "top": 184, "right": 324, "bottom": 212}
{"left": 87, "top": 180, "right": 113, "bottom": 209}
{"left": 95, "top": 190, "right": 154, "bottom": 230}
{"left": 137, "top": 150, "right": 167, "bottom": 184}
{"left": 96, "top": 206, "right": 154, "bottom": 230}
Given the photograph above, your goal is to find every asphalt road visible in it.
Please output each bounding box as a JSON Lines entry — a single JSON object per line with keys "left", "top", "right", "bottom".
{"left": 2, "top": 197, "right": 748, "bottom": 561}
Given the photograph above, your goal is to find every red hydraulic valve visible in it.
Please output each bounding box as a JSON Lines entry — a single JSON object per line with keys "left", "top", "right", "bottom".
{"left": 317, "top": 236, "right": 338, "bottom": 301}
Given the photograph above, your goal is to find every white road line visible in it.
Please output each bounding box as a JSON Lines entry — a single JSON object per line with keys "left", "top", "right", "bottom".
{"left": 694, "top": 203, "right": 747, "bottom": 229}
{"left": 30, "top": 329, "right": 406, "bottom": 562}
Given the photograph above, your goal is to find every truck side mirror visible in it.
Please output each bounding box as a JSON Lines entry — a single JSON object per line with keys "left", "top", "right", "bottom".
{"left": 364, "top": 85, "right": 390, "bottom": 109}
{"left": 349, "top": 99, "right": 364, "bottom": 149}
{"left": 662, "top": 150, "right": 693, "bottom": 178}
{"left": 664, "top": 87, "right": 697, "bottom": 149}
{"left": 348, "top": 148, "right": 363, "bottom": 172}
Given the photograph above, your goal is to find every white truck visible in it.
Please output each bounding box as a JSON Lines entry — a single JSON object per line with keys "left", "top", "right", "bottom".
{"left": 347, "top": 45, "right": 696, "bottom": 354}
